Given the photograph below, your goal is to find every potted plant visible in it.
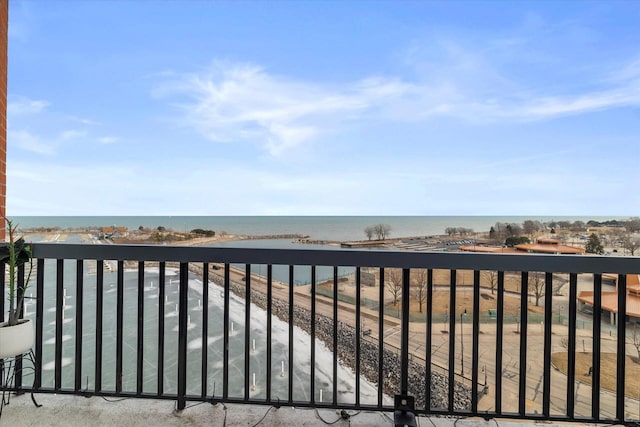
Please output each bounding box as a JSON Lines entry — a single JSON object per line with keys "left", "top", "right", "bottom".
{"left": 0, "top": 217, "right": 34, "bottom": 359}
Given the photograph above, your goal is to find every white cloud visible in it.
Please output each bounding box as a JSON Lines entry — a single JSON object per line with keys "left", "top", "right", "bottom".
{"left": 9, "top": 130, "right": 54, "bottom": 155}
{"left": 98, "top": 136, "right": 119, "bottom": 144}
{"left": 8, "top": 95, "right": 50, "bottom": 115}
{"left": 59, "top": 129, "right": 88, "bottom": 140}
{"left": 154, "top": 63, "right": 409, "bottom": 156}
{"left": 155, "top": 55, "right": 640, "bottom": 158}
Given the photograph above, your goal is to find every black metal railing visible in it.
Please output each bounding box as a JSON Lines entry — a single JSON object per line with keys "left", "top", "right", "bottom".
{"left": 1, "top": 243, "right": 639, "bottom": 424}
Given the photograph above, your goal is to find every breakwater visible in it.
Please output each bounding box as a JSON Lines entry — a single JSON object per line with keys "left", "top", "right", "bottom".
{"left": 199, "top": 265, "right": 472, "bottom": 410}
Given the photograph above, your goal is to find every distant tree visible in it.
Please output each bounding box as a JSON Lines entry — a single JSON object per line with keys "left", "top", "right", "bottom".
{"left": 489, "top": 226, "right": 497, "bottom": 241}
{"left": 505, "top": 223, "right": 522, "bottom": 237}
{"left": 412, "top": 269, "right": 428, "bottom": 313}
{"left": 374, "top": 224, "right": 391, "bottom": 240}
{"left": 157, "top": 226, "right": 166, "bottom": 232}
{"left": 138, "top": 225, "right": 144, "bottom": 231}
{"left": 632, "top": 326, "right": 640, "bottom": 363}
{"left": 529, "top": 272, "right": 545, "bottom": 307}
{"left": 445, "top": 227, "right": 456, "bottom": 237}
{"left": 505, "top": 236, "right": 530, "bottom": 247}
{"left": 364, "top": 226, "right": 374, "bottom": 240}
{"left": 523, "top": 220, "right": 538, "bottom": 237}
{"left": 557, "top": 221, "right": 571, "bottom": 229}
{"left": 571, "top": 221, "right": 586, "bottom": 231}
{"left": 191, "top": 229, "right": 216, "bottom": 237}
{"left": 626, "top": 217, "right": 640, "bottom": 233}
{"left": 482, "top": 270, "right": 499, "bottom": 295}
{"left": 550, "top": 228, "right": 556, "bottom": 234}
{"left": 386, "top": 268, "right": 403, "bottom": 307}
{"left": 623, "top": 235, "right": 640, "bottom": 256}
{"left": 585, "top": 233, "right": 604, "bottom": 255}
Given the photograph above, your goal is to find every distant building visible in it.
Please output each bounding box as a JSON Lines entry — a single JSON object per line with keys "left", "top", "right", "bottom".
{"left": 578, "top": 274, "right": 640, "bottom": 325}
{"left": 514, "top": 238, "right": 585, "bottom": 254}
{"left": 460, "top": 238, "right": 585, "bottom": 255}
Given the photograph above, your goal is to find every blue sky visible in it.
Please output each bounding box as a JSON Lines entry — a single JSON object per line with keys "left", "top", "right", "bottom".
{"left": 7, "top": 1, "right": 640, "bottom": 215}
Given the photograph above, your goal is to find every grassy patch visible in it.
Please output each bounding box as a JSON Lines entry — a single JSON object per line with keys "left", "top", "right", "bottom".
{"left": 551, "top": 352, "right": 640, "bottom": 399}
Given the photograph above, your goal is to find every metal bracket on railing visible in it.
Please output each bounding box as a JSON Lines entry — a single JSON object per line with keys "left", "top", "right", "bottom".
{"left": 393, "top": 394, "right": 416, "bottom": 427}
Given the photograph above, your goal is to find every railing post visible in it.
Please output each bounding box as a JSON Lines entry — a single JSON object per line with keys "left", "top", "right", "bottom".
{"left": 400, "top": 268, "right": 410, "bottom": 395}
{"left": 394, "top": 268, "right": 416, "bottom": 427}
{"left": 177, "top": 262, "right": 189, "bottom": 410}
{"left": 34, "top": 258, "right": 44, "bottom": 390}
{"left": 116, "top": 260, "right": 124, "bottom": 394}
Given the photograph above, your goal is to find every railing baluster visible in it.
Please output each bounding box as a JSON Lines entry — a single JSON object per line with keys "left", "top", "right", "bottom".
{"left": 425, "top": 268, "right": 433, "bottom": 413}
{"left": 74, "top": 260, "right": 83, "bottom": 392}
{"left": 448, "top": 269, "right": 456, "bottom": 412}
{"left": 616, "top": 273, "right": 627, "bottom": 422}
{"left": 566, "top": 273, "right": 577, "bottom": 418}
{"left": 116, "top": 260, "right": 124, "bottom": 394}
{"left": 288, "top": 265, "right": 294, "bottom": 404}
{"left": 518, "top": 271, "right": 528, "bottom": 417}
{"left": 310, "top": 265, "right": 316, "bottom": 405}
{"left": 223, "top": 263, "right": 230, "bottom": 400}
{"left": 177, "top": 262, "right": 189, "bottom": 410}
{"left": 201, "top": 262, "right": 209, "bottom": 399}
{"left": 14, "top": 264, "right": 25, "bottom": 390}
{"left": 34, "top": 258, "right": 45, "bottom": 390}
{"left": 377, "top": 267, "right": 384, "bottom": 409}
{"left": 592, "top": 273, "right": 602, "bottom": 420}
{"left": 137, "top": 261, "right": 144, "bottom": 395}
{"left": 95, "top": 260, "right": 104, "bottom": 393}
{"left": 355, "top": 266, "right": 361, "bottom": 407}
{"left": 333, "top": 265, "right": 339, "bottom": 407}
{"left": 266, "top": 264, "right": 272, "bottom": 403}
{"left": 495, "top": 271, "right": 504, "bottom": 415}
{"left": 244, "top": 263, "right": 251, "bottom": 401}
{"left": 400, "top": 268, "right": 411, "bottom": 398}
{"left": 55, "top": 259, "right": 63, "bottom": 390}
{"left": 543, "top": 272, "right": 553, "bottom": 418}
{"left": 157, "top": 262, "right": 165, "bottom": 396}
{"left": 471, "top": 270, "right": 480, "bottom": 414}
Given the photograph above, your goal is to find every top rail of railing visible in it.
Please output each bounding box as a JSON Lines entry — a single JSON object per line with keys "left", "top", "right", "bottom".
{"left": 30, "top": 243, "right": 640, "bottom": 274}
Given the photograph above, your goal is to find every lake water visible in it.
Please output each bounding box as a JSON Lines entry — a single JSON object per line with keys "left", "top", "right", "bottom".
{"left": 13, "top": 215, "right": 623, "bottom": 242}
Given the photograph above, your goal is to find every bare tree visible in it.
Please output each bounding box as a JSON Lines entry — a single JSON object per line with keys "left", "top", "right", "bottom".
{"left": 364, "top": 226, "right": 374, "bottom": 240}
{"left": 632, "top": 326, "right": 640, "bottom": 362}
{"left": 412, "top": 269, "right": 427, "bottom": 313}
{"left": 386, "top": 268, "right": 403, "bottom": 307}
{"left": 623, "top": 235, "right": 640, "bottom": 256}
{"left": 482, "top": 270, "right": 498, "bottom": 295}
{"left": 374, "top": 223, "right": 391, "bottom": 240}
{"left": 529, "top": 272, "right": 545, "bottom": 307}
{"left": 522, "top": 220, "right": 538, "bottom": 237}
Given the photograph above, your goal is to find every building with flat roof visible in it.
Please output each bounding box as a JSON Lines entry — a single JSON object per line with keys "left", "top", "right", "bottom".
{"left": 460, "top": 238, "right": 585, "bottom": 255}
{"left": 578, "top": 274, "right": 640, "bottom": 325}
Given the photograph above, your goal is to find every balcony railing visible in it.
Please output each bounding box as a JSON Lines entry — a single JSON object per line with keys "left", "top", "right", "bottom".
{"left": 1, "top": 243, "right": 639, "bottom": 424}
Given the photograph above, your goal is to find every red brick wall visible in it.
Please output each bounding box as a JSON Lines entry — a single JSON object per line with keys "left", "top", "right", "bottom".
{"left": 0, "top": 0, "right": 7, "bottom": 240}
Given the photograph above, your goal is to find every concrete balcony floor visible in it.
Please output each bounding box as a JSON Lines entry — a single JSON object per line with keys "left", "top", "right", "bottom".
{"left": 1, "top": 393, "right": 591, "bottom": 427}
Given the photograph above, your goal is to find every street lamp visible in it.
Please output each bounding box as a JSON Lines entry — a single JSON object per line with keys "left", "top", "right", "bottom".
{"left": 460, "top": 309, "right": 467, "bottom": 376}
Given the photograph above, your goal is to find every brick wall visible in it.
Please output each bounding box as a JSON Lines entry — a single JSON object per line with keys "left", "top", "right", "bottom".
{"left": 0, "top": 0, "right": 7, "bottom": 240}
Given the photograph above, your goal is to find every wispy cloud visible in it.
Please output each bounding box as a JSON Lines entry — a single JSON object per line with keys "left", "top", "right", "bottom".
{"left": 9, "top": 130, "right": 55, "bottom": 155}
{"left": 59, "top": 129, "right": 88, "bottom": 140}
{"left": 156, "top": 52, "right": 640, "bottom": 157}
{"left": 8, "top": 95, "right": 50, "bottom": 115}
{"left": 154, "top": 63, "right": 411, "bottom": 156}
{"left": 98, "top": 136, "right": 119, "bottom": 144}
